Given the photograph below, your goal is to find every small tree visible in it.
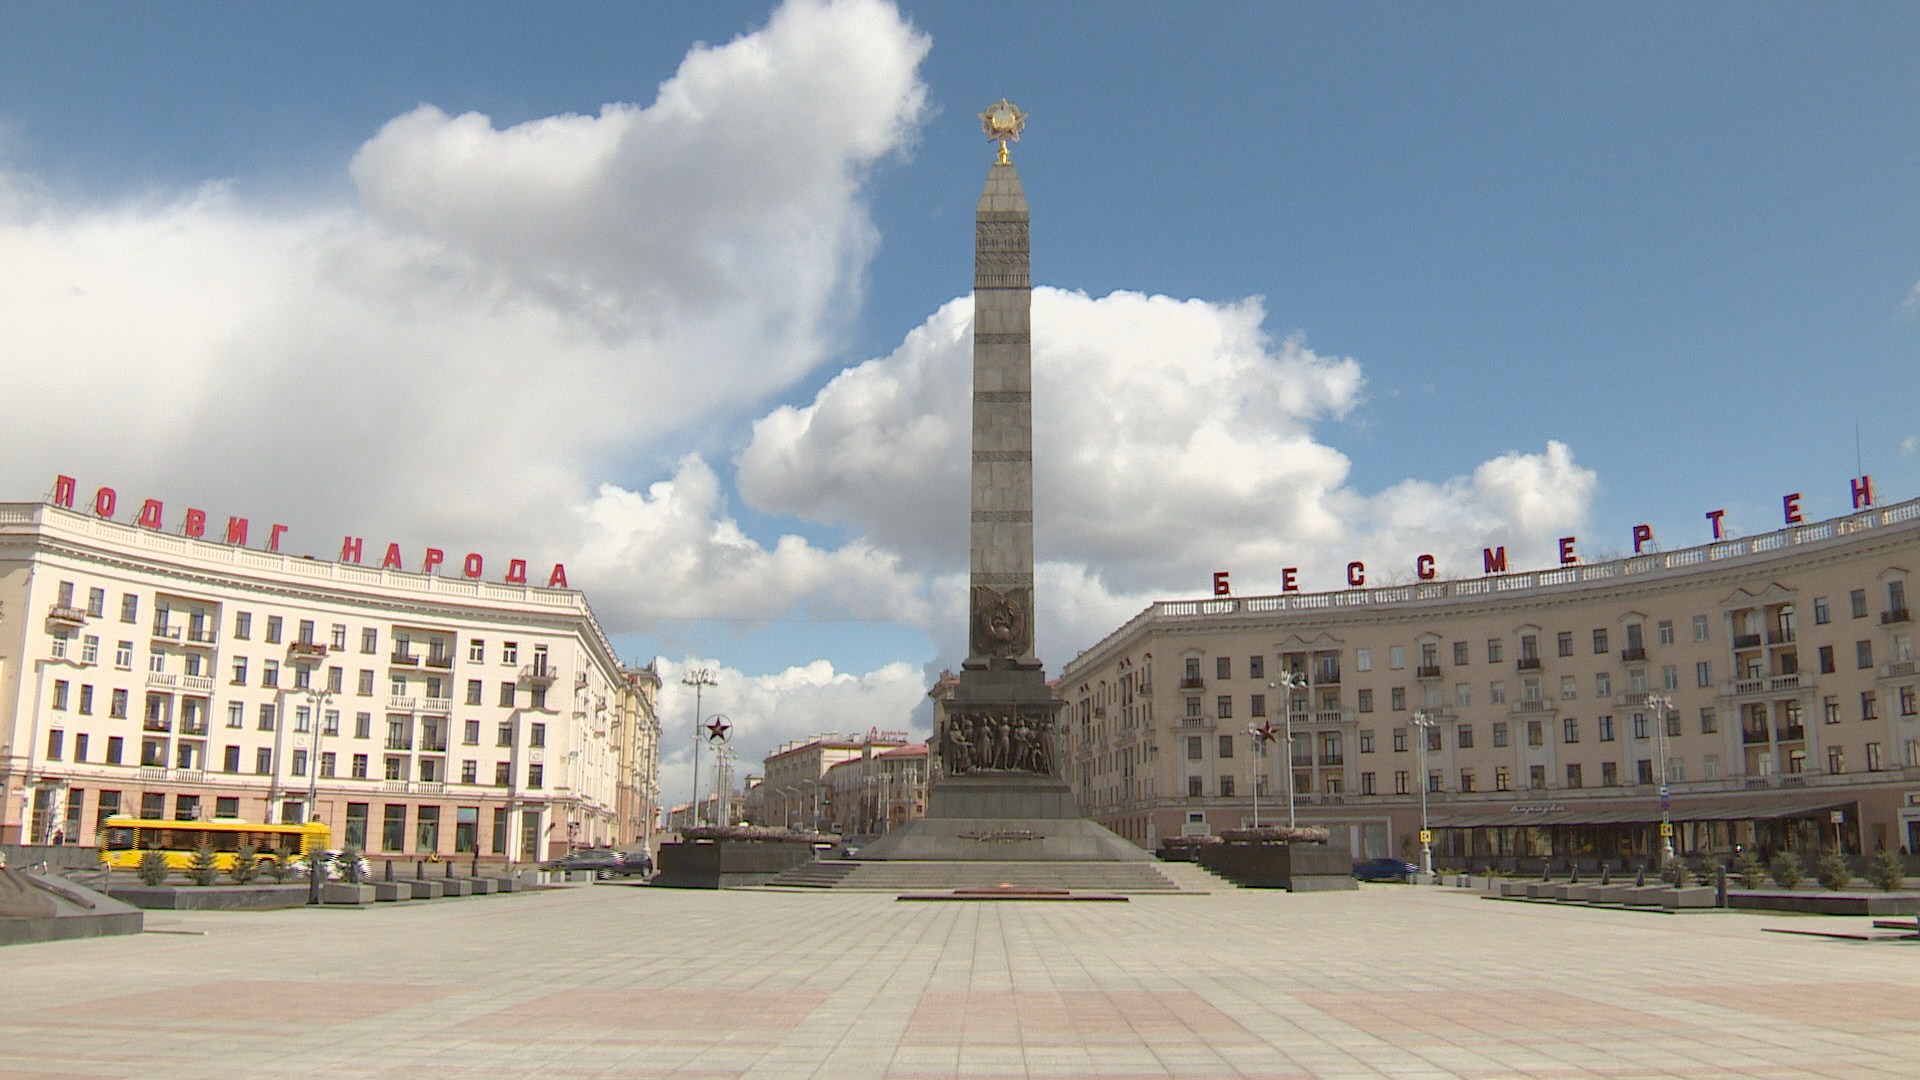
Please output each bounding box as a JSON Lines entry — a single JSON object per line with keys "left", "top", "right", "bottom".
{"left": 1734, "top": 849, "right": 1766, "bottom": 889}
{"left": 1659, "top": 859, "right": 1687, "bottom": 888}
{"left": 1864, "top": 849, "right": 1905, "bottom": 892}
{"left": 186, "top": 839, "right": 221, "bottom": 886}
{"left": 1688, "top": 856, "right": 1715, "bottom": 887}
{"left": 1768, "top": 850, "right": 1805, "bottom": 890}
{"left": 136, "top": 848, "right": 171, "bottom": 887}
{"left": 341, "top": 844, "right": 366, "bottom": 884}
{"left": 228, "top": 843, "right": 260, "bottom": 885}
{"left": 264, "top": 845, "right": 292, "bottom": 884}
{"left": 1815, "top": 848, "right": 1853, "bottom": 891}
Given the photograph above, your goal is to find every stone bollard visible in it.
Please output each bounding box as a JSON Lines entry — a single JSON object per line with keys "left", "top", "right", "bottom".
{"left": 1599, "top": 864, "right": 1612, "bottom": 885}
{"left": 384, "top": 859, "right": 394, "bottom": 882}
{"left": 1633, "top": 865, "right": 1646, "bottom": 888}
{"left": 1715, "top": 865, "right": 1728, "bottom": 908}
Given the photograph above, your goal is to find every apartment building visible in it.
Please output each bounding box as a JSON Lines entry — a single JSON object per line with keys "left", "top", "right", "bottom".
{"left": 1, "top": 500, "right": 652, "bottom": 863}
{"left": 1059, "top": 497, "right": 1920, "bottom": 864}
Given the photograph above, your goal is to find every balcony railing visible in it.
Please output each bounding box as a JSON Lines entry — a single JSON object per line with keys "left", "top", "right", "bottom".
{"left": 1767, "top": 629, "right": 1796, "bottom": 645}
{"left": 1178, "top": 677, "right": 1204, "bottom": 690}
{"left": 146, "top": 673, "right": 177, "bottom": 690}
{"left": 288, "top": 641, "right": 328, "bottom": 660}
{"left": 1742, "top": 727, "right": 1770, "bottom": 744}
{"left": 1415, "top": 665, "right": 1442, "bottom": 679}
{"left": 181, "top": 675, "right": 214, "bottom": 695}
{"left": 1513, "top": 699, "right": 1552, "bottom": 713}
{"left": 416, "top": 781, "right": 446, "bottom": 795}
{"left": 1769, "top": 673, "right": 1802, "bottom": 692}
{"left": 519, "top": 664, "right": 558, "bottom": 686}
{"left": 424, "top": 653, "right": 453, "bottom": 669}
{"left": 179, "top": 629, "right": 217, "bottom": 648}
{"left": 387, "top": 696, "right": 418, "bottom": 711}
{"left": 174, "top": 768, "right": 205, "bottom": 784}
{"left": 1620, "top": 647, "right": 1647, "bottom": 662}
{"left": 1733, "top": 634, "right": 1762, "bottom": 649}
{"left": 419, "top": 738, "right": 448, "bottom": 753}
{"left": 142, "top": 719, "right": 172, "bottom": 732}
{"left": 179, "top": 719, "right": 209, "bottom": 736}
{"left": 421, "top": 697, "right": 452, "bottom": 714}
{"left": 389, "top": 651, "right": 419, "bottom": 666}
{"left": 46, "top": 605, "right": 87, "bottom": 627}
{"left": 1316, "top": 669, "right": 1341, "bottom": 685}
{"left": 1776, "top": 724, "right": 1806, "bottom": 742}
{"left": 1882, "top": 660, "right": 1919, "bottom": 679}
{"left": 1311, "top": 709, "right": 1350, "bottom": 725}
{"left": 1516, "top": 657, "right": 1542, "bottom": 671}
{"left": 1883, "top": 608, "right": 1912, "bottom": 625}
{"left": 1321, "top": 754, "right": 1346, "bottom": 766}
{"left": 385, "top": 738, "right": 413, "bottom": 751}
{"left": 152, "top": 625, "right": 181, "bottom": 641}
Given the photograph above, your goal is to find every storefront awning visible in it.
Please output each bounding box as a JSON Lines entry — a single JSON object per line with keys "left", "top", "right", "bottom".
{"left": 1432, "top": 790, "right": 1852, "bottom": 830}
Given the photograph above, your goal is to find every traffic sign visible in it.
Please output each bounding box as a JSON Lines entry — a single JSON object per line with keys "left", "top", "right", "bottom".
{"left": 1418, "top": 829, "right": 1432, "bottom": 845}
{"left": 1659, "top": 822, "right": 1674, "bottom": 838}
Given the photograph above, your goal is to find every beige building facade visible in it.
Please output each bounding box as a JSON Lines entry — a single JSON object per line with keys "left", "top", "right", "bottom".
{"left": 821, "top": 742, "right": 928, "bottom": 837}
{"left": 1059, "top": 497, "right": 1920, "bottom": 866}
{"left": 745, "top": 732, "right": 906, "bottom": 831}
{"left": 1, "top": 500, "right": 649, "bottom": 863}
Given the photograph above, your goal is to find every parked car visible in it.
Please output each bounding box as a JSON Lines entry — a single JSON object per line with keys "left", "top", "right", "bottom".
{"left": 289, "top": 850, "right": 373, "bottom": 882}
{"left": 539, "top": 848, "right": 644, "bottom": 879}
{"left": 1351, "top": 857, "right": 1418, "bottom": 882}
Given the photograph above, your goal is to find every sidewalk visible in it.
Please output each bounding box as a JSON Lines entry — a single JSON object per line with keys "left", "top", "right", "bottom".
{"left": 2, "top": 883, "right": 1916, "bottom": 1078}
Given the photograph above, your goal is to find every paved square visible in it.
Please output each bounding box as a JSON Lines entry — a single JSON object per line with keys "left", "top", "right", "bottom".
{"left": 3, "top": 883, "right": 1918, "bottom": 1078}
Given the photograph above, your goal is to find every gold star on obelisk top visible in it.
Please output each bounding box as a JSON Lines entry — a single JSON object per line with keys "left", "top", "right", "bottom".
{"left": 980, "top": 98, "right": 1027, "bottom": 164}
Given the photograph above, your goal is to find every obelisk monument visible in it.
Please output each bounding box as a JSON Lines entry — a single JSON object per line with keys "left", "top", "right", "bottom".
{"left": 859, "top": 100, "right": 1145, "bottom": 862}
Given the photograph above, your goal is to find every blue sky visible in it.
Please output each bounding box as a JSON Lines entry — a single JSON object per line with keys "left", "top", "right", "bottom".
{"left": 4, "top": 1, "right": 1917, "bottom": 804}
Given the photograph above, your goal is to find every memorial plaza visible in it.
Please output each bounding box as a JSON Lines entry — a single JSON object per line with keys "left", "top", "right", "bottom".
{"left": 2, "top": 883, "right": 1918, "bottom": 1078}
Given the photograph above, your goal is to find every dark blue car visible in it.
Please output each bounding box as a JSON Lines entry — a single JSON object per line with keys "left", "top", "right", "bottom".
{"left": 1351, "top": 857, "right": 1418, "bottom": 882}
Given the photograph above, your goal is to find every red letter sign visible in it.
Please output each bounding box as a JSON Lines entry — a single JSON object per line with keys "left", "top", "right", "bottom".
{"left": 1212, "top": 571, "right": 1230, "bottom": 596}
{"left": 1632, "top": 524, "right": 1653, "bottom": 553}
{"left": 225, "top": 517, "right": 249, "bottom": 545}
{"left": 505, "top": 560, "right": 529, "bottom": 585}
{"left": 1783, "top": 493, "right": 1803, "bottom": 525}
{"left": 462, "top": 553, "right": 484, "bottom": 579}
{"left": 136, "top": 500, "right": 164, "bottom": 530}
{"left": 1415, "top": 554, "right": 1436, "bottom": 581}
{"left": 1706, "top": 509, "right": 1726, "bottom": 539}
{"left": 93, "top": 487, "right": 117, "bottom": 518}
{"left": 183, "top": 509, "right": 207, "bottom": 538}
{"left": 423, "top": 548, "right": 446, "bottom": 574}
{"left": 1852, "top": 474, "right": 1874, "bottom": 510}
{"left": 547, "top": 564, "right": 569, "bottom": 589}
{"left": 1482, "top": 547, "right": 1507, "bottom": 574}
{"left": 52, "top": 475, "right": 76, "bottom": 508}
{"left": 1280, "top": 567, "right": 1298, "bottom": 593}
{"left": 1559, "top": 537, "right": 1577, "bottom": 566}
{"left": 1346, "top": 561, "right": 1365, "bottom": 587}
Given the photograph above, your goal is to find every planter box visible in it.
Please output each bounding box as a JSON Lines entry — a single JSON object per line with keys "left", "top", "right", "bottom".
{"left": 1583, "top": 883, "right": 1634, "bottom": 905}
{"left": 105, "top": 884, "right": 310, "bottom": 911}
{"left": 397, "top": 879, "right": 444, "bottom": 899}
{"left": 654, "top": 839, "right": 819, "bottom": 890}
{"left": 462, "top": 878, "right": 497, "bottom": 895}
{"left": 367, "top": 881, "right": 412, "bottom": 902}
{"left": 1195, "top": 842, "right": 1357, "bottom": 891}
{"left": 1728, "top": 891, "right": 1920, "bottom": 916}
{"left": 1622, "top": 886, "right": 1671, "bottom": 907}
{"left": 322, "top": 883, "right": 375, "bottom": 905}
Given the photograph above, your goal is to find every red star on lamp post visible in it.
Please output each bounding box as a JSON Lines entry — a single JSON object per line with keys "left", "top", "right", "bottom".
{"left": 704, "top": 716, "right": 732, "bottom": 743}
{"left": 1251, "top": 721, "right": 1279, "bottom": 745}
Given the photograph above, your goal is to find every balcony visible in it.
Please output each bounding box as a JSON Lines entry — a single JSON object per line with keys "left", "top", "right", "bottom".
{"left": 416, "top": 781, "right": 446, "bottom": 795}
{"left": 389, "top": 651, "right": 419, "bottom": 667}
{"left": 176, "top": 629, "right": 216, "bottom": 650}
{"left": 1290, "top": 754, "right": 1314, "bottom": 767}
{"left": 1310, "top": 709, "right": 1351, "bottom": 725}
{"left": 1316, "top": 668, "right": 1341, "bottom": 685}
{"left": 1177, "top": 716, "right": 1214, "bottom": 729}
{"left": 1617, "top": 691, "right": 1652, "bottom": 707}
{"left": 1415, "top": 665, "right": 1442, "bottom": 679}
{"left": 1881, "top": 660, "right": 1919, "bottom": 679}
{"left": 1767, "top": 629, "right": 1796, "bottom": 645}
{"left": 381, "top": 779, "right": 411, "bottom": 793}
{"left": 288, "top": 641, "right": 328, "bottom": 661}
{"left": 1776, "top": 724, "right": 1806, "bottom": 742}
{"left": 519, "top": 664, "right": 558, "bottom": 686}
{"left": 1883, "top": 608, "right": 1912, "bottom": 626}
{"left": 1733, "top": 633, "right": 1762, "bottom": 650}
{"left": 1178, "top": 676, "right": 1205, "bottom": 690}
{"left": 179, "top": 718, "right": 209, "bottom": 736}
{"left": 174, "top": 768, "right": 205, "bottom": 784}
{"left": 1321, "top": 753, "right": 1346, "bottom": 767}
{"left": 181, "top": 675, "right": 214, "bottom": 695}
{"left": 138, "top": 766, "right": 168, "bottom": 782}
{"left": 1769, "top": 673, "right": 1802, "bottom": 692}
{"left": 385, "top": 737, "right": 414, "bottom": 751}
{"left": 142, "top": 718, "right": 172, "bottom": 733}
{"left": 152, "top": 624, "right": 182, "bottom": 642}
{"left": 419, "top": 738, "right": 448, "bottom": 753}
{"left": 46, "top": 604, "right": 87, "bottom": 628}
{"left": 387, "top": 696, "right": 418, "bottom": 712}
{"left": 1619, "top": 647, "right": 1647, "bottom": 663}
{"left": 1742, "top": 727, "right": 1770, "bottom": 745}
{"left": 1516, "top": 657, "right": 1542, "bottom": 671}
{"left": 146, "top": 672, "right": 178, "bottom": 690}
{"left": 420, "top": 697, "right": 452, "bottom": 714}
{"left": 1513, "top": 699, "right": 1552, "bottom": 713}
{"left": 424, "top": 653, "right": 454, "bottom": 670}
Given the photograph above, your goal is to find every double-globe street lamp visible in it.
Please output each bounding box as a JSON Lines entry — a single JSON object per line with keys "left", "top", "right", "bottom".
{"left": 302, "top": 684, "right": 335, "bottom": 906}
{"left": 682, "top": 669, "right": 718, "bottom": 827}
{"left": 1646, "top": 692, "right": 1677, "bottom": 866}
{"left": 1267, "top": 670, "right": 1309, "bottom": 829}
{"left": 1409, "top": 709, "right": 1438, "bottom": 881}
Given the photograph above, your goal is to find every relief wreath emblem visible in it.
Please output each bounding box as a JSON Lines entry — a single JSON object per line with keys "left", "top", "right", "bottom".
{"left": 972, "top": 585, "right": 1029, "bottom": 657}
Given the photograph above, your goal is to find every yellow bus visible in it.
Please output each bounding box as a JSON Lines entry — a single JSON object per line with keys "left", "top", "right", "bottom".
{"left": 98, "top": 817, "right": 331, "bottom": 871}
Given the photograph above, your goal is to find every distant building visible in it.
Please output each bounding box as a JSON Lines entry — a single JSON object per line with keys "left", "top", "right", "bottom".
{"left": 1059, "top": 497, "right": 1920, "bottom": 864}
{"left": 822, "top": 742, "right": 928, "bottom": 836}
{"left": 747, "top": 731, "right": 907, "bottom": 830}
{"left": 0, "top": 498, "right": 650, "bottom": 863}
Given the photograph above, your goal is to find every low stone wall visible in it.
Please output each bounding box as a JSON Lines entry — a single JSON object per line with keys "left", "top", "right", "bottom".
{"left": 1196, "top": 842, "right": 1357, "bottom": 892}
{"left": 1728, "top": 891, "right": 1920, "bottom": 916}
{"left": 106, "top": 884, "right": 312, "bottom": 910}
{"left": 1, "top": 844, "right": 99, "bottom": 871}
{"left": 654, "top": 839, "right": 818, "bottom": 889}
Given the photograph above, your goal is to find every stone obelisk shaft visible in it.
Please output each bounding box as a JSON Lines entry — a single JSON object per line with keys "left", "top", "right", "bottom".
{"left": 965, "top": 160, "right": 1039, "bottom": 671}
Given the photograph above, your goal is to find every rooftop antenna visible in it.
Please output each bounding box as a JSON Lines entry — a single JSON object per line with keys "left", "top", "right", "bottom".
{"left": 1855, "top": 419, "right": 1865, "bottom": 478}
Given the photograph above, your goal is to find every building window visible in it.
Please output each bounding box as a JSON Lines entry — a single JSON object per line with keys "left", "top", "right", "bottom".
{"left": 81, "top": 635, "right": 99, "bottom": 664}
{"left": 1566, "top": 763, "right": 1583, "bottom": 788}
{"left": 503, "top": 642, "right": 519, "bottom": 665}
{"left": 1249, "top": 693, "right": 1266, "bottom": 718}
{"left": 1556, "top": 632, "right": 1574, "bottom": 657}
{"left": 1358, "top": 731, "right": 1374, "bottom": 754}
{"left": 1851, "top": 589, "right": 1869, "bottom": 618}
{"left": 1901, "top": 685, "right": 1918, "bottom": 717}
{"left": 1528, "top": 765, "right": 1546, "bottom": 790}
{"left": 85, "top": 586, "right": 105, "bottom": 617}
{"left": 1388, "top": 646, "right": 1405, "bottom": 670}
{"left": 257, "top": 704, "right": 276, "bottom": 731}
{"left": 291, "top": 749, "right": 308, "bottom": 777}
{"left": 1456, "top": 683, "right": 1472, "bottom": 708}
{"left": 1866, "top": 742, "right": 1883, "bottom": 770}
{"left": 1427, "top": 770, "right": 1442, "bottom": 794}
{"left": 361, "top": 627, "right": 378, "bottom": 654}
{"left": 1215, "top": 695, "right": 1232, "bottom": 719}
{"left": 1392, "top": 728, "right": 1407, "bottom": 753}
{"left": 120, "top": 594, "right": 138, "bottom": 623}
{"left": 1631, "top": 712, "right": 1649, "bottom": 740}
{"left": 1823, "top": 695, "right": 1841, "bottom": 724}
{"left": 1862, "top": 691, "right": 1878, "bottom": 720}
{"left": 1219, "top": 775, "right": 1235, "bottom": 797}
{"left": 255, "top": 747, "right": 273, "bottom": 774}
{"left": 498, "top": 722, "right": 514, "bottom": 747}
{"left": 1526, "top": 720, "right": 1544, "bottom": 746}
{"left": 262, "top": 616, "right": 281, "bottom": 644}
{"left": 465, "top": 679, "right": 483, "bottom": 705}
{"left": 356, "top": 669, "right": 373, "bottom": 696}
{"left": 1562, "top": 717, "right": 1579, "bottom": 743}
{"left": 1699, "top": 707, "right": 1717, "bottom": 734}
{"left": 261, "top": 659, "right": 279, "bottom": 688}
{"left": 1662, "top": 665, "right": 1679, "bottom": 691}
{"left": 529, "top": 723, "right": 546, "bottom": 748}
{"left": 1592, "top": 628, "right": 1608, "bottom": 654}
{"left": 1215, "top": 657, "right": 1231, "bottom": 680}
{"left": 468, "top": 639, "right": 485, "bottom": 663}
{"left": 1359, "top": 771, "right": 1376, "bottom": 795}
{"left": 1217, "top": 734, "right": 1234, "bottom": 759}
{"left": 1657, "top": 620, "right": 1675, "bottom": 646}
{"left": 1390, "top": 687, "right": 1406, "bottom": 711}
{"left": 1599, "top": 761, "right": 1617, "bottom": 786}
{"left": 527, "top": 763, "right": 543, "bottom": 788}
{"left": 1857, "top": 640, "right": 1874, "bottom": 669}
{"left": 230, "top": 657, "right": 247, "bottom": 684}
{"left": 354, "top": 712, "right": 372, "bottom": 739}
{"left": 114, "top": 640, "right": 133, "bottom": 669}
{"left": 1811, "top": 596, "right": 1830, "bottom": 624}
{"left": 51, "top": 680, "right": 69, "bottom": 710}
{"left": 1559, "top": 676, "right": 1576, "bottom": 700}
{"left": 1495, "top": 766, "right": 1511, "bottom": 791}
{"left": 1487, "top": 639, "right": 1503, "bottom": 663}
{"left": 1356, "top": 689, "right": 1373, "bottom": 713}
{"left": 1696, "top": 661, "right": 1712, "bottom": 688}
{"left": 106, "top": 736, "right": 123, "bottom": 765}
{"left": 1248, "top": 655, "right": 1264, "bottom": 679}
{"left": 498, "top": 682, "right": 515, "bottom": 708}
{"left": 1819, "top": 646, "right": 1836, "bottom": 674}
{"left": 112, "top": 689, "right": 130, "bottom": 719}
{"left": 1492, "top": 722, "right": 1509, "bottom": 747}
{"left": 1355, "top": 648, "right": 1372, "bottom": 672}
{"left": 50, "top": 632, "right": 69, "bottom": 659}
{"left": 463, "top": 719, "right": 480, "bottom": 744}
{"left": 1456, "top": 724, "right": 1473, "bottom": 749}
{"left": 461, "top": 760, "right": 478, "bottom": 784}
{"left": 46, "top": 730, "right": 63, "bottom": 760}
{"left": 1393, "top": 770, "right": 1409, "bottom": 795}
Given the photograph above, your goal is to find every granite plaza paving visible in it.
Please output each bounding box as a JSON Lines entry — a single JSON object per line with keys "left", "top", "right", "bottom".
{"left": 3, "top": 882, "right": 1919, "bottom": 1079}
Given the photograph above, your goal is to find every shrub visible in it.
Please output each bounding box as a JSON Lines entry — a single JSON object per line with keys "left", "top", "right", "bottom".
{"left": 1734, "top": 850, "right": 1766, "bottom": 889}
{"left": 186, "top": 840, "right": 221, "bottom": 886}
{"left": 264, "top": 846, "right": 292, "bottom": 883}
{"left": 136, "top": 849, "right": 170, "bottom": 887}
{"left": 342, "top": 845, "right": 367, "bottom": 884}
{"left": 228, "top": 843, "right": 260, "bottom": 885}
{"left": 1689, "top": 857, "right": 1716, "bottom": 888}
{"left": 1865, "top": 849, "right": 1906, "bottom": 892}
{"left": 1659, "top": 859, "right": 1687, "bottom": 888}
{"left": 1815, "top": 848, "right": 1853, "bottom": 891}
{"left": 1768, "top": 850, "right": 1805, "bottom": 890}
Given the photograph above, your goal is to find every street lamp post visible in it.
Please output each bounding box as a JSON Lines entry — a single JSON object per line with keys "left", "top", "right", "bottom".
{"left": 1647, "top": 693, "right": 1676, "bottom": 866}
{"left": 1410, "top": 710, "right": 1438, "bottom": 881}
{"left": 1269, "top": 672, "right": 1308, "bottom": 828}
{"left": 302, "top": 685, "right": 335, "bottom": 907}
{"left": 682, "top": 669, "right": 717, "bottom": 827}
